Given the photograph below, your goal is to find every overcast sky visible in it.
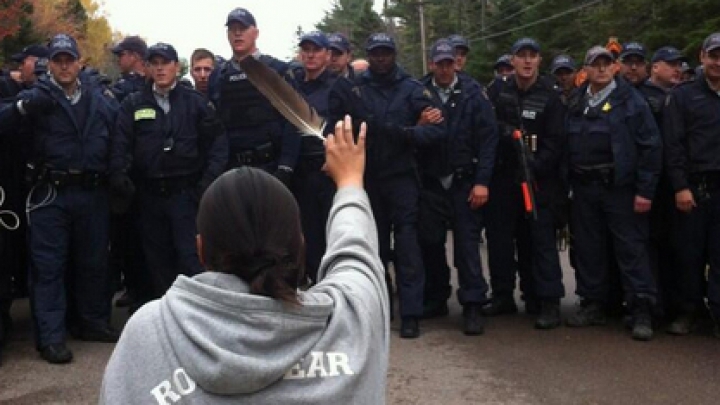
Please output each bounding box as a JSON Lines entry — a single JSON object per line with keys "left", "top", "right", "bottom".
{"left": 101, "top": 0, "right": 384, "bottom": 62}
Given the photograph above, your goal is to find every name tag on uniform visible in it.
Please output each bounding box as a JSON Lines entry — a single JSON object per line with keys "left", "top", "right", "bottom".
{"left": 229, "top": 73, "right": 247, "bottom": 81}
{"left": 522, "top": 110, "right": 537, "bottom": 120}
{"left": 134, "top": 108, "right": 156, "bottom": 121}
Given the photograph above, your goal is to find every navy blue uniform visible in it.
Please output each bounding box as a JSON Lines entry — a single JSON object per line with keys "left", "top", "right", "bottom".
{"left": 637, "top": 79, "right": 678, "bottom": 317}
{"left": 486, "top": 75, "right": 566, "bottom": 308}
{"left": 112, "top": 83, "right": 228, "bottom": 297}
{"left": 566, "top": 78, "right": 661, "bottom": 307}
{"left": 663, "top": 73, "right": 720, "bottom": 321}
{"left": 0, "top": 77, "right": 119, "bottom": 348}
{"left": 111, "top": 72, "right": 146, "bottom": 102}
{"left": 327, "top": 67, "right": 445, "bottom": 318}
{"left": 108, "top": 71, "right": 148, "bottom": 308}
{"left": 418, "top": 74, "right": 498, "bottom": 309}
{"left": 294, "top": 69, "right": 337, "bottom": 283}
{"left": 0, "top": 77, "right": 26, "bottom": 349}
{"left": 207, "top": 56, "right": 300, "bottom": 175}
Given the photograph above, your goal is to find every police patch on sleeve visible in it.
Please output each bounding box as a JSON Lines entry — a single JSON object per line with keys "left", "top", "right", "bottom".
{"left": 423, "top": 88, "right": 433, "bottom": 99}
{"left": 104, "top": 89, "right": 115, "bottom": 99}
{"left": 134, "top": 108, "right": 156, "bottom": 121}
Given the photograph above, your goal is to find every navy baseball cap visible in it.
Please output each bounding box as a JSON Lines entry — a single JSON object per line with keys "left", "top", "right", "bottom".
{"left": 299, "top": 31, "right": 329, "bottom": 49}
{"left": 11, "top": 44, "right": 48, "bottom": 63}
{"left": 225, "top": 7, "right": 256, "bottom": 27}
{"left": 146, "top": 43, "right": 179, "bottom": 62}
{"left": 620, "top": 42, "right": 646, "bottom": 60}
{"left": 447, "top": 34, "right": 470, "bottom": 51}
{"left": 511, "top": 38, "right": 540, "bottom": 54}
{"left": 366, "top": 33, "right": 396, "bottom": 52}
{"left": 584, "top": 46, "right": 614, "bottom": 65}
{"left": 328, "top": 33, "right": 351, "bottom": 53}
{"left": 651, "top": 46, "right": 687, "bottom": 63}
{"left": 112, "top": 36, "right": 148, "bottom": 57}
{"left": 702, "top": 32, "right": 720, "bottom": 53}
{"left": 430, "top": 40, "right": 455, "bottom": 63}
{"left": 550, "top": 54, "right": 576, "bottom": 73}
{"left": 48, "top": 34, "right": 80, "bottom": 60}
{"left": 494, "top": 54, "right": 512, "bottom": 69}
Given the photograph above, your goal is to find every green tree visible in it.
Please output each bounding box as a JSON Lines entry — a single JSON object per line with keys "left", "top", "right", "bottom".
{"left": 315, "top": 0, "right": 385, "bottom": 56}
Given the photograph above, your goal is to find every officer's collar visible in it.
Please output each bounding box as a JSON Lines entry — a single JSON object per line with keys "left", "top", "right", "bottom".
{"left": 231, "top": 50, "right": 262, "bottom": 70}
{"left": 645, "top": 78, "right": 671, "bottom": 93}
{"left": 49, "top": 76, "right": 82, "bottom": 104}
{"left": 303, "top": 67, "right": 331, "bottom": 83}
{"left": 704, "top": 76, "right": 720, "bottom": 95}
{"left": 586, "top": 79, "right": 617, "bottom": 107}
{"left": 153, "top": 81, "right": 177, "bottom": 98}
{"left": 432, "top": 74, "right": 458, "bottom": 93}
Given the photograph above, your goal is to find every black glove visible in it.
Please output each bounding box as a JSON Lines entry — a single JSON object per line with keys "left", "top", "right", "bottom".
{"left": 20, "top": 92, "right": 55, "bottom": 116}
{"left": 108, "top": 173, "right": 136, "bottom": 214}
{"left": 274, "top": 166, "right": 294, "bottom": 189}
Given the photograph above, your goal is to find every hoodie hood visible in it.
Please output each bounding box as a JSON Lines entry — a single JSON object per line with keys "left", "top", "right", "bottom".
{"left": 161, "top": 272, "right": 333, "bottom": 395}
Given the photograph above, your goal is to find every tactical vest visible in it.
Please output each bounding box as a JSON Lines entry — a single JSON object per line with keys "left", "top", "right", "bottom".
{"left": 494, "top": 79, "right": 551, "bottom": 172}
{"left": 496, "top": 84, "right": 550, "bottom": 130}
{"left": 218, "top": 59, "right": 282, "bottom": 130}
{"left": 566, "top": 95, "right": 614, "bottom": 168}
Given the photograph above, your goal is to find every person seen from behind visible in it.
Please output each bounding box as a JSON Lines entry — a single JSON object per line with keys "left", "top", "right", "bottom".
{"left": 100, "top": 116, "right": 391, "bottom": 404}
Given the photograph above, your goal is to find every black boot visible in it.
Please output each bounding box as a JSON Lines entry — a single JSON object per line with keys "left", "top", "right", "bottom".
{"left": 482, "top": 296, "right": 518, "bottom": 316}
{"left": 40, "top": 343, "right": 73, "bottom": 364}
{"left": 566, "top": 300, "right": 606, "bottom": 327}
{"left": 535, "top": 301, "right": 561, "bottom": 330}
{"left": 463, "top": 304, "right": 485, "bottom": 336}
{"left": 400, "top": 317, "right": 420, "bottom": 339}
{"left": 666, "top": 310, "right": 697, "bottom": 335}
{"left": 631, "top": 297, "right": 654, "bottom": 341}
{"left": 79, "top": 325, "right": 120, "bottom": 343}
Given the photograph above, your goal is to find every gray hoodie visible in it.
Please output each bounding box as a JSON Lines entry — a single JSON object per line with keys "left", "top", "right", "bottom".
{"left": 100, "top": 187, "right": 389, "bottom": 404}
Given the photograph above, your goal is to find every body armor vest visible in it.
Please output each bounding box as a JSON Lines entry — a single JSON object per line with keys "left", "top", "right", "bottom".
{"left": 218, "top": 60, "right": 282, "bottom": 130}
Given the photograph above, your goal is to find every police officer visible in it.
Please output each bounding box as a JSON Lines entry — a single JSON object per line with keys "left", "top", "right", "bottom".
{"left": 619, "top": 42, "right": 649, "bottom": 87}
{"left": 0, "top": 45, "right": 48, "bottom": 353}
{"left": 550, "top": 54, "right": 577, "bottom": 105}
{"left": 111, "top": 42, "right": 228, "bottom": 299}
{"left": 108, "top": 36, "right": 150, "bottom": 312}
{"left": 484, "top": 38, "right": 566, "bottom": 329}
{"left": 637, "top": 46, "right": 686, "bottom": 325}
{"left": 327, "top": 32, "right": 355, "bottom": 79}
{"left": 327, "top": 33, "right": 445, "bottom": 338}
{"left": 207, "top": 7, "right": 299, "bottom": 186}
{"left": 565, "top": 46, "right": 661, "bottom": 341}
{"left": 0, "top": 34, "right": 120, "bottom": 363}
{"left": 447, "top": 34, "right": 471, "bottom": 72}
{"left": 493, "top": 54, "right": 514, "bottom": 79}
{"left": 418, "top": 40, "right": 498, "bottom": 335}
{"left": 111, "top": 36, "right": 148, "bottom": 102}
{"left": 664, "top": 33, "right": 720, "bottom": 339}
{"left": 293, "top": 31, "right": 337, "bottom": 283}
{"left": 190, "top": 48, "right": 215, "bottom": 96}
